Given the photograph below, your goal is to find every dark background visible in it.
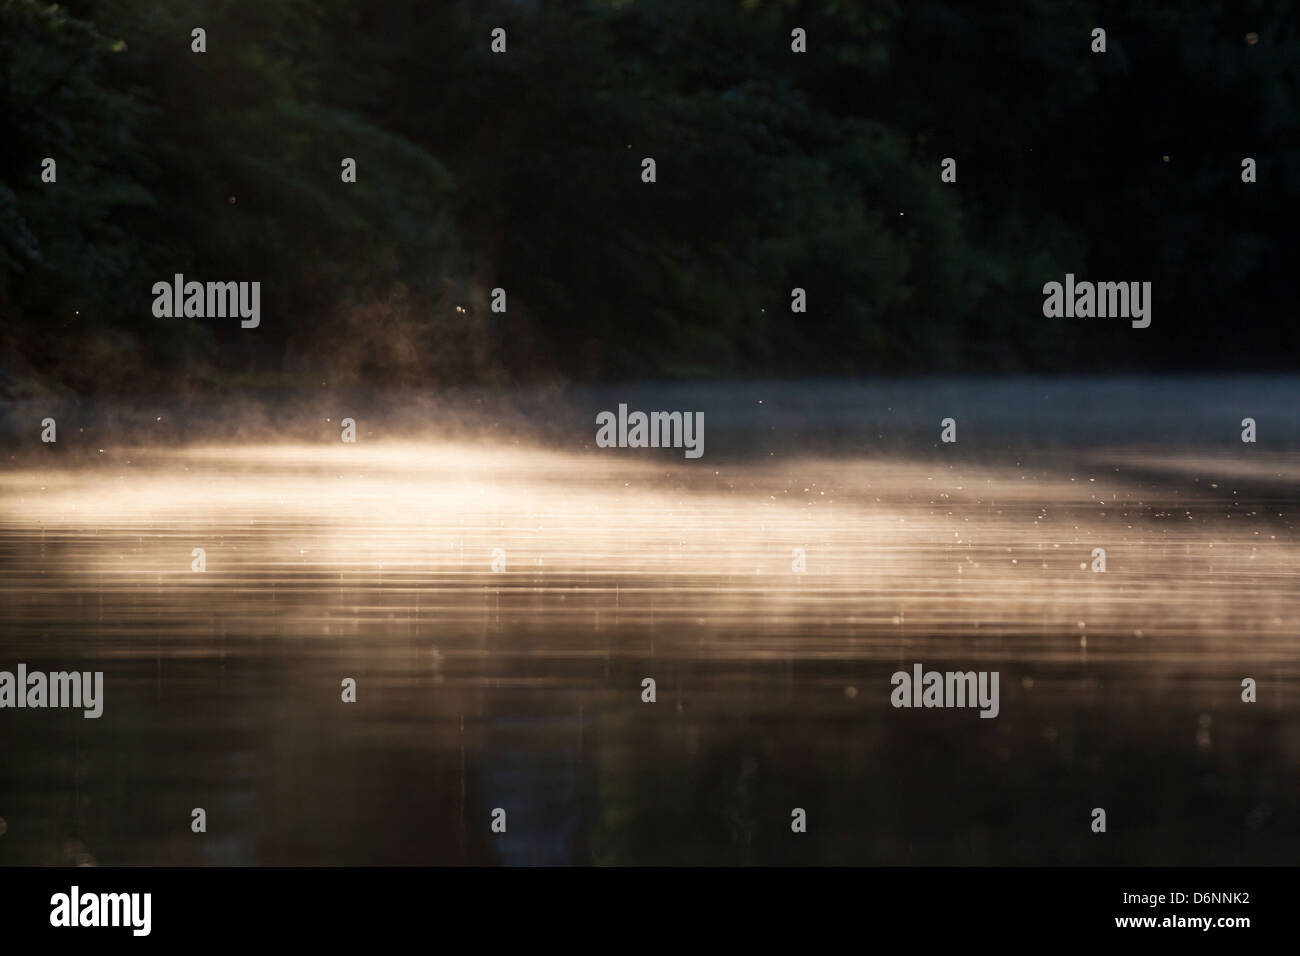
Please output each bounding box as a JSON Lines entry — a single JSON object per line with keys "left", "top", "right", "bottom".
{"left": 2, "top": 0, "right": 1296, "bottom": 396}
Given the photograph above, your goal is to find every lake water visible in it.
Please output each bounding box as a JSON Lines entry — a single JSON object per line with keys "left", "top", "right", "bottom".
{"left": 1, "top": 378, "right": 1297, "bottom": 864}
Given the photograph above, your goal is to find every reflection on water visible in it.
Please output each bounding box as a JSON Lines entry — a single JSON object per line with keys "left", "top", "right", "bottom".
{"left": 1, "top": 382, "right": 1298, "bottom": 865}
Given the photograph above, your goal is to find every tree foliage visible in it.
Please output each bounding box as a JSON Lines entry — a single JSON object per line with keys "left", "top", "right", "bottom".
{"left": 1, "top": 0, "right": 1295, "bottom": 394}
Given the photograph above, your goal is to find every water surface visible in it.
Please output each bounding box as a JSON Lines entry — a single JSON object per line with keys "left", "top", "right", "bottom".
{"left": 1, "top": 379, "right": 1297, "bottom": 864}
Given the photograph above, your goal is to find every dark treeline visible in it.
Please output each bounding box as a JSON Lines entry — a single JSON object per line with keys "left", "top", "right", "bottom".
{"left": 1, "top": 0, "right": 1296, "bottom": 396}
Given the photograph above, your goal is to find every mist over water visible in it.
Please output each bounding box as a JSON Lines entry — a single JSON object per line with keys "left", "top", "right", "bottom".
{"left": 1, "top": 378, "right": 1298, "bottom": 865}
